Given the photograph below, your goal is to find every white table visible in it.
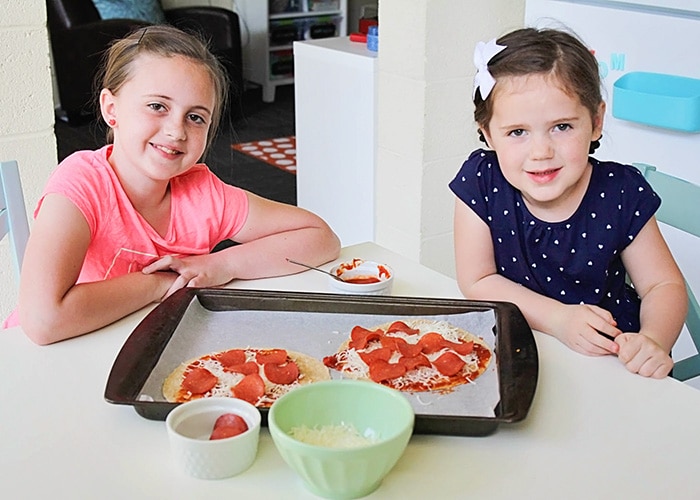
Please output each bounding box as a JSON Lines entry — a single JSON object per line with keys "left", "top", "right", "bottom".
{"left": 2, "top": 242, "right": 699, "bottom": 498}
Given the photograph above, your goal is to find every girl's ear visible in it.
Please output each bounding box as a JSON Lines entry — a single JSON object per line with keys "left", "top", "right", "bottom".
{"left": 592, "top": 101, "right": 606, "bottom": 139}
{"left": 479, "top": 127, "right": 492, "bottom": 148}
{"left": 99, "top": 88, "right": 116, "bottom": 126}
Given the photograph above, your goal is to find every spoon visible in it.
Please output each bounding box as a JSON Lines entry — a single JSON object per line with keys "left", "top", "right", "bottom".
{"left": 286, "top": 258, "right": 344, "bottom": 282}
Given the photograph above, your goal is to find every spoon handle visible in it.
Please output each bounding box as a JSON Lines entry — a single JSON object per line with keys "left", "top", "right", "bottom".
{"left": 286, "top": 258, "right": 342, "bottom": 281}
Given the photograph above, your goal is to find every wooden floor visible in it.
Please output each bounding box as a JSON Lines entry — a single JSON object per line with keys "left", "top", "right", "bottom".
{"left": 53, "top": 85, "right": 297, "bottom": 205}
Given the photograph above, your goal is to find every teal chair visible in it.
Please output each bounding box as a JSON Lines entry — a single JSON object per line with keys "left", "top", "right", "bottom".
{"left": 633, "top": 163, "right": 700, "bottom": 381}
{"left": 0, "top": 160, "right": 30, "bottom": 283}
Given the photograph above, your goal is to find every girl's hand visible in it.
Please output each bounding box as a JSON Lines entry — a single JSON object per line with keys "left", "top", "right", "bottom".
{"left": 551, "top": 304, "right": 621, "bottom": 356}
{"left": 615, "top": 333, "right": 673, "bottom": 378}
{"left": 142, "top": 254, "right": 229, "bottom": 299}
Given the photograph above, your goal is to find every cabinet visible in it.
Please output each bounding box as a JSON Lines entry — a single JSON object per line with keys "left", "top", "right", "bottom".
{"left": 236, "top": 0, "right": 347, "bottom": 102}
{"left": 294, "top": 37, "right": 377, "bottom": 246}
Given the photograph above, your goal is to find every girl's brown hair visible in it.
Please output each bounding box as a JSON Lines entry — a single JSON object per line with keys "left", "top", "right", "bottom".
{"left": 95, "top": 25, "right": 229, "bottom": 155}
{"left": 474, "top": 27, "right": 602, "bottom": 146}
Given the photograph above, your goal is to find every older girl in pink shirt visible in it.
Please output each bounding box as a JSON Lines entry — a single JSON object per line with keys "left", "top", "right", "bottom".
{"left": 16, "top": 25, "right": 340, "bottom": 344}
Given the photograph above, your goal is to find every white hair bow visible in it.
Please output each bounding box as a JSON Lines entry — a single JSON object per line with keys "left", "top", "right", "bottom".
{"left": 473, "top": 38, "right": 507, "bottom": 100}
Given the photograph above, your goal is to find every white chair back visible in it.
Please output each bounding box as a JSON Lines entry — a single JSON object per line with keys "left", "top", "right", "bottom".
{"left": 0, "top": 160, "right": 30, "bottom": 283}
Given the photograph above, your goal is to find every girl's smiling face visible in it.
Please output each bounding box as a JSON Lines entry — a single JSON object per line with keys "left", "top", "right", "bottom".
{"left": 482, "top": 73, "right": 605, "bottom": 221}
{"left": 100, "top": 53, "right": 216, "bottom": 185}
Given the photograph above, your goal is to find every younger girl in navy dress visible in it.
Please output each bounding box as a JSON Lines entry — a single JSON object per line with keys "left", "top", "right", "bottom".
{"left": 449, "top": 27, "right": 687, "bottom": 378}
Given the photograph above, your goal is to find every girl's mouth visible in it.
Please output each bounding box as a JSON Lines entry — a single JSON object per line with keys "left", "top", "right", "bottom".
{"left": 153, "top": 143, "right": 182, "bottom": 156}
{"left": 527, "top": 167, "right": 561, "bottom": 184}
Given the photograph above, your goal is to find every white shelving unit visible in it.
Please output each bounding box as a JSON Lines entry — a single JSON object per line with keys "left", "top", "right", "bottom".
{"left": 236, "top": 0, "right": 348, "bottom": 102}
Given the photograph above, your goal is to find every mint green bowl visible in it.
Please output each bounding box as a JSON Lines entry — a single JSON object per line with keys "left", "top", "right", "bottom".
{"left": 268, "top": 380, "right": 414, "bottom": 499}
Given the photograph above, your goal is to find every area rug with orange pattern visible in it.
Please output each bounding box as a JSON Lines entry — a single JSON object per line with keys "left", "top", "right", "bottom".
{"left": 231, "top": 136, "right": 296, "bottom": 174}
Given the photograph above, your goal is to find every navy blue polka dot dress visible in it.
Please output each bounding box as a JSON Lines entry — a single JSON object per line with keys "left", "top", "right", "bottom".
{"left": 449, "top": 149, "right": 661, "bottom": 332}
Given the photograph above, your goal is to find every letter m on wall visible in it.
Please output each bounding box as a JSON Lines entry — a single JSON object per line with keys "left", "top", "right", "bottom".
{"left": 610, "top": 53, "right": 625, "bottom": 71}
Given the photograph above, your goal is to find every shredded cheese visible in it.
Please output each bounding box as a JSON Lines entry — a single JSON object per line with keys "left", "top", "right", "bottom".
{"left": 289, "top": 423, "right": 378, "bottom": 448}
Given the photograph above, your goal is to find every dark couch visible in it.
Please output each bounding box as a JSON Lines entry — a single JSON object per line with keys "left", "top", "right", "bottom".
{"left": 47, "top": 0, "right": 243, "bottom": 125}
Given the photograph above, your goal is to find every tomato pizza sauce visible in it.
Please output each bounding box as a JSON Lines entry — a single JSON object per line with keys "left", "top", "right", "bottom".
{"left": 335, "top": 260, "right": 391, "bottom": 284}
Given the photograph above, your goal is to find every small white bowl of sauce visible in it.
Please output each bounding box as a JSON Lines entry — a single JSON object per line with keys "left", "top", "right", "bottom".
{"left": 328, "top": 258, "right": 394, "bottom": 295}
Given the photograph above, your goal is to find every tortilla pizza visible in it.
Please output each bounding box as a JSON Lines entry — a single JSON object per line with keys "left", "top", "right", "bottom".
{"left": 163, "top": 347, "right": 330, "bottom": 407}
{"left": 323, "top": 319, "right": 493, "bottom": 393}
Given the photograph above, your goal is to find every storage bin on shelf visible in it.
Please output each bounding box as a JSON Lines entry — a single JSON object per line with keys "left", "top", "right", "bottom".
{"left": 269, "top": 18, "right": 306, "bottom": 46}
{"left": 308, "top": 0, "right": 340, "bottom": 11}
{"left": 270, "top": 49, "right": 294, "bottom": 79}
{"left": 269, "top": 15, "right": 342, "bottom": 46}
{"left": 612, "top": 71, "right": 700, "bottom": 133}
{"left": 306, "top": 15, "right": 342, "bottom": 39}
{"left": 269, "top": 0, "right": 300, "bottom": 14}
{"left": 269, "top": 0, "right": 339, "bottom": 14}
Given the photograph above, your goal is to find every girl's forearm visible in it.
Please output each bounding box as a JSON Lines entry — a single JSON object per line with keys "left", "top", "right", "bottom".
{"left": 218, "top": 226, "right": 340, "bottom": 281}
{"left": 20, "top": 272, "right": 175, "bottom": 345}
{"left": 638, "top": 281, "right": 688, "bottom": 352}
{"left": 461, "top": 273, "right": 566, "bottom": 335}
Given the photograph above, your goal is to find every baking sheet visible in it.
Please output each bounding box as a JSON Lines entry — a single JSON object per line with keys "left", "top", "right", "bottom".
{"left": 105, "top": 288, "right": 538, "bottom": 436}
{"left": 139, "top": 300, "right": 500, "bottom": 418}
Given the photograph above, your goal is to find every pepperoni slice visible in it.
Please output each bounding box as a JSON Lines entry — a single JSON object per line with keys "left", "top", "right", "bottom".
{"left": 264, "top": 361, "right": 300, "bottom": 385}
{"left": 418, "top": 332, "right": 448, "bottom": 354}
{"left": 226, "top": 361, "right": 259, "bottom": 375}
{"left": 381, "top": 336, "right": 422, "bottom": 357}
{"left": 392, "top": 337, "right": 423, "bottom": 358}
{"left": 433, "top": 352, "right": 466, "bottom": 376}
{"left": 368, "top": 359, "right": 406, "bottom": 383}
{"left": 350, "top": 325, "right": 375, "bottom": 343}
{"left": 349, "top": 326, "right": 384, "bottom": 350}
{"left": 182, "top": 367, "right": 218, "bottom": 395}
{"left": 452, "top": 340, "right": 474, "bottom": 356}
{"left": 358, "top": 346, "right": 393, "bottom": 365}
{"left": 386, "top": 321, "right": 420, "bottom": 335}
{"left": 255, "top": 349, "right": 288, "bottom": 365}
{"left": 231, "top": 373, "right": 265, "bottom": 405}
{"left": 216, "top": 349, "right": 246, "bottom": 368}
{"left": 210, "top": 413, "right": 249, "bottom": 440}
{"left": 399, "top": 353, "right": 431, "bottom": 371}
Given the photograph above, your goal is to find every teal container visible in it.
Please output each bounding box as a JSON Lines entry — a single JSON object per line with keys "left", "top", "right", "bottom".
{"left": 268, "top": 380, "right": 414, "bottom": 499}
{"left": 612, "top": 72, "right": 700, "bottom": 133}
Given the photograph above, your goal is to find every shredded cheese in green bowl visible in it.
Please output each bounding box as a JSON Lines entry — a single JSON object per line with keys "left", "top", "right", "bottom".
{"left": 289, "top": 422, "right": 379, "bottom": 448}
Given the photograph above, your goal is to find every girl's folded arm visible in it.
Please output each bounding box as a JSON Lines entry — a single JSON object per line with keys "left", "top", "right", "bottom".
{"left": 18, "top": 195, "right": 175, "bottom": 345}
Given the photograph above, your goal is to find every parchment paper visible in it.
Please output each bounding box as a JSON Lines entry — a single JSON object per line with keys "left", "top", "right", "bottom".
{"left": 140, "top": 297, "right": 500, "bottom": 418}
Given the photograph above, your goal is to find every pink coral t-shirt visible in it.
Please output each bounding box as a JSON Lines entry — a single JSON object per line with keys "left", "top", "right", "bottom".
{"left": 3, "top": 145, "right": 248, "bottom": 328}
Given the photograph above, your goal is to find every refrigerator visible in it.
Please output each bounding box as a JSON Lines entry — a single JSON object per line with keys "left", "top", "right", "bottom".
{"left": 525, "top": 0, "right": 700, "bottom": 383}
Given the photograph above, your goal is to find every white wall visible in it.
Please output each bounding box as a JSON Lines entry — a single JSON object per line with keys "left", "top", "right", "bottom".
{"left": 375, "top": 0, "right": 525, "bottom": 278}
{"left": 0, "top": 1, "right": 57, "bottom": 320}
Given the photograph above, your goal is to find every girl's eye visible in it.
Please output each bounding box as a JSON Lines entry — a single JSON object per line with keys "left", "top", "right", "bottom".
{"left": 508, "top": 129, "right": 525, "bottom": 137}
{"left": 555, "top": 123, "right": 571, "bottom": 131}
{"left": 188, "top": 113, "right": 206, "bottom": 125}
{"left": 148, "top": 102, "right": 165, "bottom": 112}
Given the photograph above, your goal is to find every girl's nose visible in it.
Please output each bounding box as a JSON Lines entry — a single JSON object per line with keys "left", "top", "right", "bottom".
{"left": 164, "top": 117, "right": 186, "bottom": 141}
{"left": 529, "top": 134, "right": 553, "bottom": 160}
